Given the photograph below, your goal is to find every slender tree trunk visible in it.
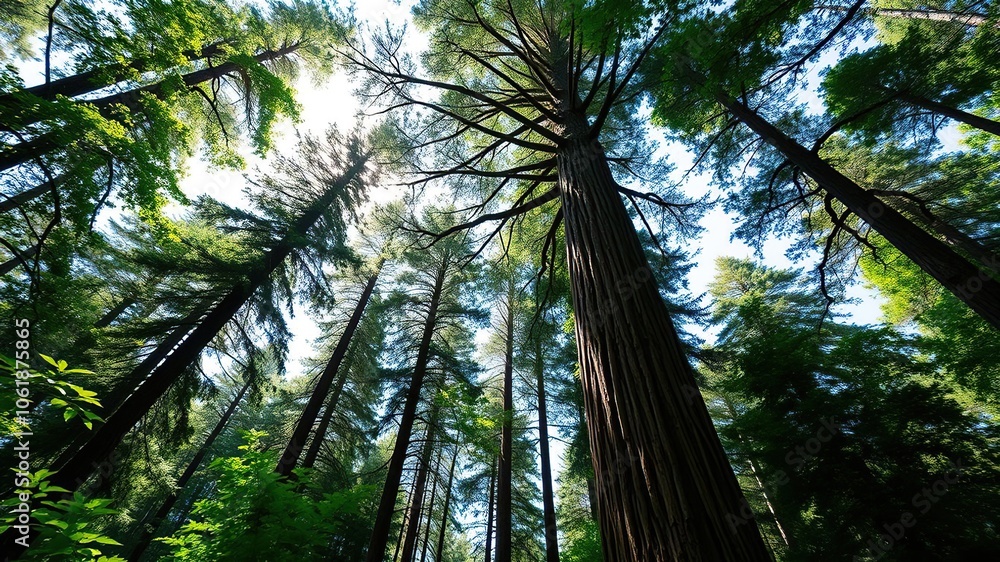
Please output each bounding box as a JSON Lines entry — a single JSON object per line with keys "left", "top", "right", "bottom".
{"left": 0, "top": 42, "right": 229, "bottom": 108}
{"left": 484, "top": 457, "right": 497, "bottom": 562}
{"left": 720, "top": 397, "right": 792, "bottom": 550}
{"left": 715, "top": 91, "right": 1000, "bottom": 330}
{"left": 534, "top": 336, "right": 560, "bottom": 562}
{"left": 896, "top": 91, "right": 1000, "bottom": 137}
{"left": 365, "top": 262, "right": 447, "bottom": 562}
{"left": 127, "top": 370, "right": 254, "bottom": 561}
{"left": 41, "top": 298, "right": 212, "bottom": 473}
{"left": 495, "top": 297, "right": 514, "bottom": 562}
{"left": 393, "top": 487, "right": 413, "bottom": 562}
{"left": 0, "top": 43, "right": 301, "bottom": 173}
{"left": 276, "top": 265, "right": 381, "bottom": 477}
{"left": 300, "top": 367, "right": 348, "bottom": 469}
{"left": 93, "top": 297, "right": 137, "bottom": 329}
{"left": 434, "top": 444, "right": 459, "bottom": 562}
{"left": 0, "top": 154, "right": 369, "bottom": 556}
{"left": 573, "top": 398, "right": 599, "bottom": 521}
{"left": 556, "top": 110, "right": 772, "bottom": 560}
{"left": 0, "top": 243, "right": 38, "bottom": 276}
{"left": 0, "top": 176, "right": 59, "bottom": 214}
{"left": 815, "top": 4, "right": 992, "bottom": 27}
{"left": 419, "top": 449, "right": 442, "bottom": 562}
{"left": 400, "top": 412, "right": 438, "bottom": 562}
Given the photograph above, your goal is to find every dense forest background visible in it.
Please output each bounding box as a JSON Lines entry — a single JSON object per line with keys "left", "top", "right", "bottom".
{"left": 1, "top": 0, "right": 999, "bottom": 560}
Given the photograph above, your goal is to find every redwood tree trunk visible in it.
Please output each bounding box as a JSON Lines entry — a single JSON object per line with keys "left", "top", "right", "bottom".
{"left": 534, "top": 336, "right": 560, "bottom": 562}
{"left": 365, "top": 263, "right": 446, "bottom": 562}
{"left": 557, "top": 112, "right": 772, "bottom": 560}
{"left": 127, "top": 370, "right": 254, "bottom": 561}
{"left": 276, "top": 266, "right": 380, "bottom": 477}
{"left": 718, "top": 93, "right": 1000, "bottom": 330}
{"left": 0, "top": 154, "right": 369, "bottom": 556}
{"left": 495, "top": 298, "right": 514, "bottom": 562}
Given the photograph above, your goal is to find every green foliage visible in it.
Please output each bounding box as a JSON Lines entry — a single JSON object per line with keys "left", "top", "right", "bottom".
{"left": 860, "top": 238, "right": 1000, "bottom": 407}
{"left": 0, "top": 353, "right": 104, "bottom": 433}
{"left": 704, "top": 257, "right": 1000, "bottom": 560}
{"left": 0, "top": 470, "right": 124, "bottom": 562}
{"left": 157, "top": 430, "right": 377, "bottom": 561}
{"left": 0, "top": 358, "right": 122, "bottom": 561}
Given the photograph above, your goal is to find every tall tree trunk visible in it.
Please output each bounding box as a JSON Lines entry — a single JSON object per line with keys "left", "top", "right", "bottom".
{"left": 127, "top": 370, "right": 254, "bottom": 561}
{"left": 815, "top": 4, "right": 992, "bottom": 27}
{"left": 0, "top": 153, "right": 369, "bottom": 556}
{"left": 0, "top": 243, "right": 38, "bottom": 276}
{"left": 276, "top": 265, "right": 381, "bottom": 477}
{"left": 484, "top": 457, "right": 497, "bottom": 562}
{"left": 720, "top": 396, "right": 792, "bottom": 550}
{"left": 434, "top": 443, "right": 459, "bottom": 562}
{"left": 533, "top": 336, "right": 560, "bottom": 562}
{"left": 895, "top": 91, "right": 1000, "bottom": 137}
{"left": 37, "top": 298, "right": 212, "bottom": 474}
{"left": 878, "top": 194, "right": 1000, "bottom": 271}
{"left": 714, "top": 90, "right": 1000, "bottom": 330}
{"left": 0, "top": 43, "right": 301, "bottom": 173}
{"left": 419, "top": 448, "right": 442, "bottom": 562}
{"left": 400, "top": 412, "right": 438, "bottom": 562}
{"left": 557, "top": 111, "right": 772, "bottom": 560}
{"left": 300, "top": 366, "right": 348, "bottom": 469}
{"left": 495, "top": 297, "right": 514, "bottom": 562}
{"left": 393, "top": 487, "right": 413, "bottom": 562}
{"left": 365, "top": 262, "right": 447, "bottom": 562}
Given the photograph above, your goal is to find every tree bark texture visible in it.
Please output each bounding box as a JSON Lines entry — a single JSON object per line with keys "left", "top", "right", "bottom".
{"left": 557, "top": 113, "right": 772, "bottom": 560}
